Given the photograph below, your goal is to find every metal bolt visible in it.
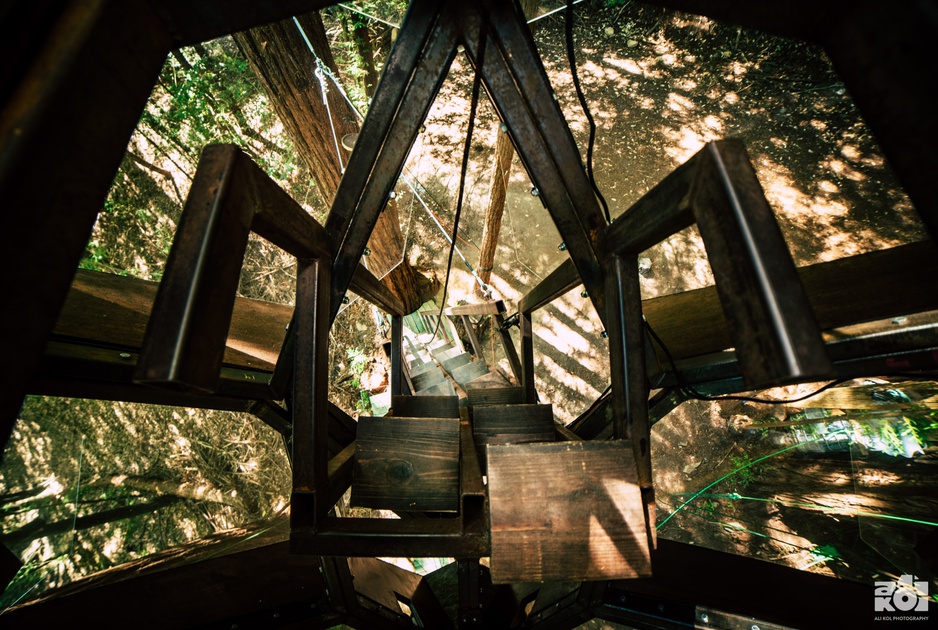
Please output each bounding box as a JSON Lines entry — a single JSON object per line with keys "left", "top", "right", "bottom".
{"left": 499, "top": 122, "right": 508, "bottom": 133}
{"left": 419, "top": 125, "right": 426, "bottom": 134}
{"left": 601, "top": 330, "right": 608, "bottom": 338}
{"left": 273, "top": 612, "right": 280, "bottom": 619}
{"left": 751, "top": 626, "right": 760, "bottom": 630}
{"left": 389, "top": 191, "right": 397, "bottom": 200}
{"left": 530, "top": 186, "right": 539, "bottom": 197}
{"left": 118, "top": 352, "right": 131, "bottom": 359}
{"left": 700, "top": 613, "right": 709, "bottom": 623}
{"left": 342, "top": 296, "right": 350, "bottom": 305}
{"left": 892, "top": 316, "right": 908, "bottom": 325}
{"left": 580, "top": 290, "right": 588, "bottom": 298}
{"left": 363, "top": 247, "right": 371, "bottom": 256}
{"left": 558, "top": 242, "right": 567, "bottom": 251}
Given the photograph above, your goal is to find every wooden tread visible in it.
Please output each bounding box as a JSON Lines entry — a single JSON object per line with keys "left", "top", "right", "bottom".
{"left": 466, "top": 385, "right": 525, "bottom": 406}
{"left": 441, "top": 352, "right": 472, "bottom": 372}
{"left": 391, "top": 395, "right": 459, "bottom": 418}
{"left": 472, "top": 404, "right": 555, "bottom": 446}
{"left": 450, "top": 361, "right": 489, "bottom": 386}
{"left": 486, "top": 440, "right": 651, "bottom": 582}
{"left": 352, "top": 416, "right": 460, "bottom": 512}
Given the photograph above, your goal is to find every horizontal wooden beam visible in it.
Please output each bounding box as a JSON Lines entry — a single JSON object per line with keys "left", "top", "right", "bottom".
{"left": 645, "top": 240, "right": 938, "bottom": 361}
{"left": 56, "top": 269, "right": 291, "bottom": 372}
{"left": 443, "top": 301, "right": 502, "bottom": 316}
{"left": 351, "top": 264, "right": 406, "bottom": 316}
{"left": 153, "top": 0, "right": 338, "bottom": 48}
{"left": 518, "top": 258, "right": 581, "bottom": 314}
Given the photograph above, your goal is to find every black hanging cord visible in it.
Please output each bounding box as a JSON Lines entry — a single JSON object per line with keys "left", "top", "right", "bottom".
{"left": 432, "top": 33, "right": 488, "bottom": 339}
{"left": 565, "top": 0, "right": 611, "bottom": 223}
{"left": 644, "top": 320, "right": 852, "bottom": 404}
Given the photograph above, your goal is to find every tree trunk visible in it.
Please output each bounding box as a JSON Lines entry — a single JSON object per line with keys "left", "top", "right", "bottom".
{"left": 476, "top": 130, "right": 514, "bottom": 296}
{"left": 234, "top": 12, "right": 426, "bottom": 313}
{"left": 475, "top": 0, "right": 540, "bottom": 297}
{"left": 352, "top": 22, "right": 380, "bottom": 98}
{"left": 1, "top": 495, "right": 182, "bottom": 551}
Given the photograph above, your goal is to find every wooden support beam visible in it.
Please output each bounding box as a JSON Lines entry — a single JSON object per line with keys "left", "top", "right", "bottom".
{"left": 326, "top": 0, "right": 456, "bottom": 319}
{"left": 133, "top": 145, "right": 330, "bottom": 393}
{"left": 644, "top": 240, "right": 938, "bottom": 362}
{"left": 0, "top": 0, "right": 171, "bottom": 451}
{"left": 469, "top": 0, "right": 608, "bottom": 325}
{"left": 605, "top": 256, "right": 655, "bottom": 547}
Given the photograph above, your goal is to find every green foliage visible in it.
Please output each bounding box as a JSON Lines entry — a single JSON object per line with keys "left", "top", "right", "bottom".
{"left": 346, "top": 347, "right": 371, "bottom": 375}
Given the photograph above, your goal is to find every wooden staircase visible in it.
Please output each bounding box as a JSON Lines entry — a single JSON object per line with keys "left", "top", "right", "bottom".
{"left": 352, "top": 324, "right": 652, "bottom": 584}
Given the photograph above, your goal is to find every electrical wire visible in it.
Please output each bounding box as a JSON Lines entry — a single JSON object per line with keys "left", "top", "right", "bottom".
{"left": 432, "top": 35, "right": 487, "bottom": 338}
{"left": 564, "top": 0, "right": 611, "bottom": 223}
{"left": 644, "top": 319, "right": 851, "bottom": 404}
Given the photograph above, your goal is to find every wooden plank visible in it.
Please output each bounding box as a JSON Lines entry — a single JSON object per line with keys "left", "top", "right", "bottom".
{"left": 412, "top": 367, "right": 445, "bottom": 391}
{"left": 416, "top": 381, "right": 457, "bottom": 397}
{"left": 643, "top": 241, "right": 938, "bottom": 361}
{"left": 486, "top": 440, "right": 651, "bottom": 583}
{"left": 442, "top": 352, "right": 472, "bottom": 372}
{"left": 450, "top": 361, "right": 490, "bottom": 386}
{"left": 443, "top": 302, "right": 501, "bottom": 316}
{"left": 411, "top": 362, "right": 441, "bottom": 378}
{"left": 432, "top": 346, "right": 464, "bottom": 363}
{"left": 466, "top": 385, "right": 524, "bottom": 406}
{"left": 352, "top": 416, "right": 460, "bottom": 512}
{"left": 472, "top": 404, "right": 555, "bottom": 446}
{"left": 465, "top": 371, "right": 509, "bottom": 388}
{"left": 391, "top": 395, "right": 459, "bottom": 418}
{"left": 54, "top": 269, "right": 291, "bottom": 371}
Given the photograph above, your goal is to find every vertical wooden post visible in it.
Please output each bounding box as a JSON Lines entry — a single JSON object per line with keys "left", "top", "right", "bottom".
{"left": 391, "top": 314, "right": 403, "bottom": 396}
{"left": 520, "top": 310, "right": 536, "bottom": 403}
{"left": 494, "top": 312, "right": 523, "bottom": 384}
{"left": 460, "top": 315, "right": 483, "bottom": 357}
{"left": 605, "top": 255, "right": 655, "bottom": 546}
{"left": 292, "top": 258, "right": 332, "bottom": 528}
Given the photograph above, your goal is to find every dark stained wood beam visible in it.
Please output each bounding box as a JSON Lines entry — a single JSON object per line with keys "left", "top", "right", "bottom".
{"left": 0, "top": 523, "right": 336, "bottom": 629}
{"left": 56, "top": 269, "right": 292, "bottom": 372}
{"left": 152, "top": 0, "right": 338, "bottom": 48}
{"left": 0, "top": 0, "right": 172, "bottom": 453}
{"left": 644, "top": 240, "right": 938, "bottom": 361}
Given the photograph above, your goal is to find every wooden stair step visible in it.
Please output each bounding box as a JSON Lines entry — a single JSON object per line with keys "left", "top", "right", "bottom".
{"left": 411, "top": 362, "right": 441, "bottom": 378}
{"left": 352, "top": 416, "right": 460, "bottom": 512}
{"left": 416, "top": 381, "right": 457, "bottom": 397}
{"left": 465, "top": 371, "right": 509, "bottom": 388}
{"left": 472, "top": 404, "right": 555, "bottom": 446}
{"left": 412, "top": 367, "right": 445, "bottom": 391}
{"left": 432, "top": 346, "right": 464, "bottom": 363}
{"left": 450, "top": 361, "right": 489, "bottom": 386}
{"left": 442, "top": 352, "right": 472, "bottom": 372}
{"left": 391, "top": 395, "right": 459, "bottom": 418}
{"left": 466, "top": 385, "right": 525, "bottom": 406}
{"left": 429, "top": 341, "right": 454, "bottom": 353}
{"left": 486, "top": 440, "right": 651, "bottom": 583}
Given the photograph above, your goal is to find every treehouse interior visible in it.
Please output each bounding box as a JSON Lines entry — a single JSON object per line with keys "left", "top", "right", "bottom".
{"left": 1, "top": 0, "right": 937, "bottom": 628}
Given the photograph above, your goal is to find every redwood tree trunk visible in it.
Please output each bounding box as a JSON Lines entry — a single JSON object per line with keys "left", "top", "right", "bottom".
{"left": 475, "top": 0, "right": 540, "bottom": 297}
{"left": 234, "top": 13, "right": 426, "bottom": 313}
